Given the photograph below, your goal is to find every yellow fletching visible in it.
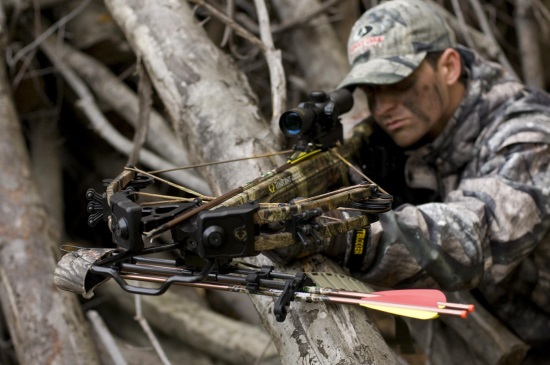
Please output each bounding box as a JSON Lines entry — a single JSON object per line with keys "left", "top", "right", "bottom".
{"left": 361, "top": 304, "right": 440, "bottom": 320}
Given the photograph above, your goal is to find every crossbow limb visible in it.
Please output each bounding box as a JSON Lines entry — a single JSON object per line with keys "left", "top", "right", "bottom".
{"left": 54, "top": 90, "right": 474, "bottom": 322}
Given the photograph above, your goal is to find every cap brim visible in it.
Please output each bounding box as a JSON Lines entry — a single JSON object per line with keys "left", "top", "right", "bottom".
{"left": 338, "top": 52, "right": 427, "bottom": 89}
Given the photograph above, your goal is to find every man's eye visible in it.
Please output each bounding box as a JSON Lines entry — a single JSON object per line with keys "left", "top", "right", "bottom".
{"left": 394, "top": 78, "right": 415, "bottom": 92}
{"left": 362, "top": 85, "right": 376, "bottom": 95}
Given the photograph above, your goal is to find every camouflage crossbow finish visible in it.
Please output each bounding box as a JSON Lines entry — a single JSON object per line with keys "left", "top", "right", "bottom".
{"left": 54, "top": 90, "right": 474, "bottom": 322}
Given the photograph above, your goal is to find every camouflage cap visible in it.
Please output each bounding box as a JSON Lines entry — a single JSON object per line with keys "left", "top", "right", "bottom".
{"left": 338, "top": 0, "right": 456, "bottom": 89}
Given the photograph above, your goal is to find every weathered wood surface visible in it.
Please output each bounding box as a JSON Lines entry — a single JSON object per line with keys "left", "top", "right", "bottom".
{"left": 0, "top": 8, "right": 100, "bottom": 364}
{"left": 271, "top": 0, "right": 349, "bottom": 92}
{"left": 99, "top": 281, "right": 279, "bottom": 365}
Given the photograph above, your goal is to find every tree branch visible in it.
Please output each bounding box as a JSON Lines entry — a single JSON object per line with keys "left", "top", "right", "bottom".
{"left": 187, "top": 0, "right": 268, "bottom": 52}
{"left": 515, "top": 0, "right": 544, "bottom": 88}
{"left": 58, "top": 41, "right": 208, "bottom": 185}
{"left": 466, "top": 0, "right": 518, "bottom": 78}
{"left": 128, "top": 59, "right": 153, "bottom": 166}
{"left": 253, "top": 0, "right": 286, "bottom": 138}
{"left": 450, "top": 0, "right": 477, "bottom": 49}
{"left": 87, "top": 310, "right": 128, "bottom": 365}
{"left": 0, "top": 8, "right": 101, "bottom": 364}
{"left": 39, "top": 36, "right": 210, "bottom": 194}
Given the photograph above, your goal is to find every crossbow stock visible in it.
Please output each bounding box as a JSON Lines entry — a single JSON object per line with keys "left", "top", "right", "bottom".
{"left": 54, "top": 90, "right": 474, "bottom": 322}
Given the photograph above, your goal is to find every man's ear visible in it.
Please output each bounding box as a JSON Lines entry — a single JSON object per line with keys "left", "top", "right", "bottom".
{"left": 438, "top": 48, "right": 462, "bottom": 85}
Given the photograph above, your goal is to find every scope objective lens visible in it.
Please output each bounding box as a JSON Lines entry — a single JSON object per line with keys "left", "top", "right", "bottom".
{"left": 280, "top": 111, "right": 303, "bottom": 136}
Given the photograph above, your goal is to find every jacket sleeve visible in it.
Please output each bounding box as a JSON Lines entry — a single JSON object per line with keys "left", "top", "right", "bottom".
{"left": 351, "top": 140, "right": 550, "bottom": 291}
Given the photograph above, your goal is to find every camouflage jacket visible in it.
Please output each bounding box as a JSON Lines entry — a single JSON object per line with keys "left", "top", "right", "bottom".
{"left": 349, "top": 46, "right": 550, "bottom": 346}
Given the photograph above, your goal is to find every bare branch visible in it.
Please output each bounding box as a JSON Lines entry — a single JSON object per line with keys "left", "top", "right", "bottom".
{"left": 39, "top": 36, "right": 210, "bottom": 194}
{"left": 134, "top": 295, "right": 172, "bottom": 365}
{"left": 87, "top": 310, "right": 128, "bottom": 365}
{"left": 430, "top": 1, "right": 500, "bottom": 60}
{"left": 58, "top": 42, "right": 206, "bottom": 179}
{"left": 6, "top": 0, "right": 91, "bottom": 68}
{"left": 271, "top": 0, "right": 348, "bottom": 92}
{"left": 187, "top": 0, "right": 267, "bottom": 52}
{"left": 234, "top": 0, "right": 348, "bottom": 35}
{"left": 128, "top": 59, "right": 153, "bottom": 166}
{"left": 515, "top": 0, "right": 544, "bottom": 88}
{"left": 272, "top": 0, "right": 344, "bottom": 34}
{"left": 219, "top": 0, "right": 235, "bottom": 47}
{"left": 0, "top": 10, "right": 101, "bottom": 363}
{"left": 99, "top": 281, "right": 278, "bottom": 365}
{"left": 187, "top": 0, "right": 285, "bottom": 139}
{"left": 450, "top": 0, "right": 477, "bottom": 49}
{"left": 254, "top": 0, "right": 286, "bottom": 138}
{"left": 466, "top": 0, "right": 518, "bottom": 78}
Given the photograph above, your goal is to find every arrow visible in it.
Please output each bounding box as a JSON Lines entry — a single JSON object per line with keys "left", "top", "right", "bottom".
{"left": 302, "top": 287, "right": 474, "bottom": 319}
{"left": 120, "top": 272, "right": 474, "bottom": 320}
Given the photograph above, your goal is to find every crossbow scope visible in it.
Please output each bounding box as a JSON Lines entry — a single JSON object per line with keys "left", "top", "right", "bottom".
{"left": 279, "top": 89, "right": 353, "bottom": 150}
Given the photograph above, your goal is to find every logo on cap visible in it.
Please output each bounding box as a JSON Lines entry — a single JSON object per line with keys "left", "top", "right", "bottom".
{"left": 349, "top": 35, "right": 384, "bottom": 62}
{"left": 357, "top": 25, "right": 373, "bottom": 38}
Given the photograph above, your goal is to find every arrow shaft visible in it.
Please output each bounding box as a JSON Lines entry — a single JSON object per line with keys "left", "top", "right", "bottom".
{"left": 122, "top": 274, "right": 468, "bottom": 318}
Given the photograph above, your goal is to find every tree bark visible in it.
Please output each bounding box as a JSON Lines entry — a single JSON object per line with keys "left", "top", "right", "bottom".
{"left": 59, "top": 42, "right": 199, "bottom": 171}
{"left": 3, "top": 0, "right": 66, "bottom": 11}
{"left": 103, "top": 0, "right": 395, "bottom": 363}
{"left": 270, "top": 0, "right": 367, "bottom": 137}
{"left": 29, "top": 117, "right": 64, "bottom": 245}
{"left": 430, "top": 1, "right": 501, "bottom": 61}
{"left": 104, "top": 0, "right": 277, "bottom": 196}
{"left": 99, "top": 281, "right": 278, "bottom": 365}
{"left": 271, "top": 0, "right": 349, "bottom": 92}
{"left": 515, "top": 0, "right": 544, "bottom": 88}
{"left": 39, "top": 35, "right": 210, "bottom": 194}
{"left": 0, "top": 8, "right": 101, "bottom": 365}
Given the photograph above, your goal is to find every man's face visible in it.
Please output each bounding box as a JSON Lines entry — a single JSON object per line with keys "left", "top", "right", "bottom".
{"left": 360, "top": 59, "right": 454, "bottom": 148}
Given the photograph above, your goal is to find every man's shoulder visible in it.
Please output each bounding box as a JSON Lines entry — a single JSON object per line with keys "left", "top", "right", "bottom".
{"left": 504, "top": 88, "right": 550, "bottom": 117}
{"left": 482, "top": 88, "right": 550, "bottom": 151}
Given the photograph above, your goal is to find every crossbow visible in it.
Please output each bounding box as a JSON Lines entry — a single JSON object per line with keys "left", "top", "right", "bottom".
{"left": 54, "top": 90, "right": 474, "bottom": 322}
